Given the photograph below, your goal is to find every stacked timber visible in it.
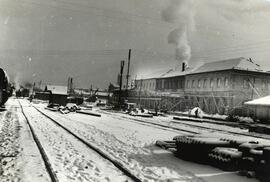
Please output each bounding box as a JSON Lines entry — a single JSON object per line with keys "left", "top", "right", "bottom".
{"left": 156, "top": 134, "right": 270, "bottom": 180}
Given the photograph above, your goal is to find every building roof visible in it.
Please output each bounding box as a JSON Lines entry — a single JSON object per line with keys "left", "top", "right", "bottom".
{"left": 45, "top": 85, "right": 68, "bottom": 95}
{"left": 161, "top": 66, "right": 195, "bottom": 78}
{"left": 191, "top": 57, "right": 263, "bottom": 74}
{"left": 245, "top": 95, "right": 270, "bottom": 106}
{"left": 138, "top": 68, "right": 170, "bottom": 80}
{"left": 137, "top": 57, "right": 267, "bottom": 80}
{"left": 96, "top": 91, "right": 111, "bottom": 96}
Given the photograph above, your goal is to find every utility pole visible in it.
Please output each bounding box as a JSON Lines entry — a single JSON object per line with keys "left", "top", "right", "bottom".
{"left": 39, "top": 80, "right": 42, "bottom": 90}
{"left": 118, "top": 60, "right": 125, "bottom": 108}
{"left": 138, "top": 78, "right": 143, "bottom": 107}
{"left": 126, "top": 49, "right": 131, "bottom": 93}
{"left": 32, "top": 82, "right": 36, "bottom": 96}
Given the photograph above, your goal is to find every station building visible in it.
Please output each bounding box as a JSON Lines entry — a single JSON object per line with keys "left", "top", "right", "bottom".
{"left": 131, "top": 57, "right": 270, "bottom": 115}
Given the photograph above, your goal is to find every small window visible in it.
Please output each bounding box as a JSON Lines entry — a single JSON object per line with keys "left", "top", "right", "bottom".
{"left": 192, "top": 80, "right": 195, "bottom": 88}
{"left": 187, "top": 80, "right": 190, "bottom": 88}
{"left": 217, "top": 78, "right": 221, "bottom": 88}
{"left": 210, "top": 79, "right": 214, "bottom": 88}
{"left": 203, "top": 79, "right": 207, "bottom": 88}
{"left": 198, "top": 79, "right": 201, "bottom": 88}
{"left": 178, "top": 80, "right": 182, "bottom": 88}
{"left": 243, "top": 79, "right": 250, "bottom": 89}
{"left": 262, "top": 80, "right": 268, "bottom": 90}
{"left": 224, "top": 77, "right": 229, "bottom": 87}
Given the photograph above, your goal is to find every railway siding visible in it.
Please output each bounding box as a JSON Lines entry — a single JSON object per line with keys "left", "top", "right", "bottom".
{"left": 34, "top": 104, "right": 205, "bottom": 182}
{"left": 20, "top": 100, "right": 132, "bottom": 182}
{"left": 0, "top": 100, "right": 51, "bottom": 182}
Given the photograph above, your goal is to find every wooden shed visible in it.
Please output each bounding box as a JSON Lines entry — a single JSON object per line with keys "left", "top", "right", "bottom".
{"left": 245, "top": 96, "right": 270, "bottom": 122}
{"left": 45, "top": 85, "right": 68, "bottom": 106}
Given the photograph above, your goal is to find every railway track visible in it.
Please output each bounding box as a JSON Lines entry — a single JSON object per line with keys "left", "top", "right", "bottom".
{"left": 99, "top": 111, "right": 199, "bottom": 135}
{"left": 28, "top": 103, "right": 269, "bottom": 181}
{"left": 18, "top": 100, "right": 58, "bottom": 182}
{"left": 18, "top": 100, "right": 142, "bottom": 182}
{"left": 101, "top": 111, "right": 270, "bottom": 141}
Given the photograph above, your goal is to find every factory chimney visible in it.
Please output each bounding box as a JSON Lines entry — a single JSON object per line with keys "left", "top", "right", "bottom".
{"left": 182, "top": 62, "right": 187, "bottom": 72}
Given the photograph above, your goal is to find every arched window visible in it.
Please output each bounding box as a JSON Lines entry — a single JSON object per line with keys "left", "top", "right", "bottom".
{"left": 187, "top": 80, "right": 190, "bottom": 88}
{"left": 198, "top": 79, "right": 201, "bottom": 88}
{"left": 224, "top": 77, "right": 229, "bottom": 87}
{"left": 203, "top": 79, "right": 207, "bottom": 88}
{"left": 217, "top": 78, "right": 221, "bottom": 88}
{"left": 243, "top": 79, "right": 250, "bottom": 89}
{"left": 192, "top": 80, "right": 195, "bottom": 88}
{"left": 210, "top": 79, "right": 214, "bottom": 88}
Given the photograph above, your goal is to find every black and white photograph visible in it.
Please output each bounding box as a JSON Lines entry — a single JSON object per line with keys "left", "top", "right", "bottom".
{"left": 1, "top": 0, "right": 270, "bottom": 181}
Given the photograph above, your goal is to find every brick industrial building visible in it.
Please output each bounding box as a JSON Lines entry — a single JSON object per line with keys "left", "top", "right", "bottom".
{"left": 129, "top": 57, "right": 270, "bottom": 115}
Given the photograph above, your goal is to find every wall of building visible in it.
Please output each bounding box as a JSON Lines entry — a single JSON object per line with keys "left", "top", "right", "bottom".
{"left": 184, "top": 70, "right": 270, "bottom": 114}
{"left": 135, "top": 78, "right": 156, "bottom": 92}
{"left": 156, "top": 76, "right": 185, "bottom": 92}
{"left": 185, "top": 70, "right": 232, "bottom": 92}
{"left": 130, "top": 69, "right": 270, "bottom": 115}
{"left": 49, "top": 94, "right": 67, "bottom": 106}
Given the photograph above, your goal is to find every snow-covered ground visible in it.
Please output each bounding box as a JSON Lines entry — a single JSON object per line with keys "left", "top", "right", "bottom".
{"left": 1, "top": 98, "right": 264, "bottom": 181}
{"left": 0, "top": 99, "right": 50, "bottom": 182}
{"left": 106, "top": 110, "right": 270, "bottom": 143}
{"left": 101, "top": 111, "right": 249, "bottom": 134}
{"left": 31, "top": 100, "right": 261, "bottom": 182}
{"left": 20, "top": 100, "right": 131, "bottom": 182}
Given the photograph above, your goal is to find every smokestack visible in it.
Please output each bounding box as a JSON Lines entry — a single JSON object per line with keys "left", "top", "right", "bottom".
{"left": 182, "top": 62, "right": 185, "bottom": 72}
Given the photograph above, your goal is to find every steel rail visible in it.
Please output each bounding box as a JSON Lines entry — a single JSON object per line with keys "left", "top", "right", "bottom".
{"left": 32, "top": 104, "right": 142, "bottom": 182}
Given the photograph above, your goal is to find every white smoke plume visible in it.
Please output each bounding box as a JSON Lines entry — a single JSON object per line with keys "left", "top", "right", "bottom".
{"left": 162, "top": 0, "right": 195, "bottom": 67}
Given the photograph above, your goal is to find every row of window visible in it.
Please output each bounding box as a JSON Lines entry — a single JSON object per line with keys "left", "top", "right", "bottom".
{"left": 140, "top": 81, "right": 155, "bottom": 90}
{"left": 156, "top": 79, "right": 184, "bottom": 90}
{"left": 243, "top": 78, "right": 270, "bottom": 90}
{"left": 138, "top": 77, "right": 270, "bottom": 91}
{"left": 186, "top": 77, "right": 229, "bottom": 89}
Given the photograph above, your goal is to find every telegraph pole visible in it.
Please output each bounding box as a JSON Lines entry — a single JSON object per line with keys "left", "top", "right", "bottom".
{"left": 118, "top": 60, "right": 125, "bottom": 108}
{"left": 138, "top": 78, "right": 142, "bottom": 107}
{"left": 126, "top": 49, "right": 131, "bottom": 92}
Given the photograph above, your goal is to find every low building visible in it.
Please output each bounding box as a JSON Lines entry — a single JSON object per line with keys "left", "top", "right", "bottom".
{"left": 45, "top": 85, "right": 68, "bottom": 106}
{"left": 245, "top": 96, "right": 270, "bottom": 122}
{"left": 95, "top": 91, "right": 112, "bottom": 105}
{"left": 34, "top": 92, "right": 50, "bottom": 101}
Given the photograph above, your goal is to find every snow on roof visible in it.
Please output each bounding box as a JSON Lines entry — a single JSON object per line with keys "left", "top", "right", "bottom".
{"left": 137, "top": 57, "right": 266, "bottom": 80}
{"left": 191, "top": 57, "right": 263, "bottom": 74}
{"left": 96, "top": 91, "right": 110, "bottom": 96}
{"left": 46, "top": 85, "right": 67, "bottom": 95}
{"left": 245, "top": 95, "right": 270, "bottom": 106}
{"left": 137, "top": 68, "right": 171, "bottom": 80}
{"left": 161, "top": 66, "right": 196, "bottom": 78}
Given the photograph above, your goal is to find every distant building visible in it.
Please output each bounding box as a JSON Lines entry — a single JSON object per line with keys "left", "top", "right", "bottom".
{"left": 130, "top": 57, "right": 270, "bottom": 115}
{"left": 45, "top": 85, "right": 68, "bottom": 106}
{"left": 245, "top": 95, "right": 270, "bottom": 122}
{"left": 95, "top": 91, "right": 112, "bottom": 105}
{"left": 34, "top": 92, "right": 50, "bottom": 101}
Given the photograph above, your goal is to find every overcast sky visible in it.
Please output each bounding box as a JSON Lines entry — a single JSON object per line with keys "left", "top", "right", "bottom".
{"left": 0, "top": 0, "right": 270, "bottom": 89}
